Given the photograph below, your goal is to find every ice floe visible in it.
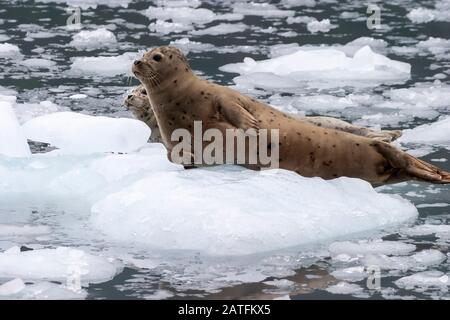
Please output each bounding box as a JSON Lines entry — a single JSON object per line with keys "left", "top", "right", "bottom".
{"left": 191, "top": 23, "right": 248, "bottom": 36}
{"left": 0, "top": 246, "right": 121, "bottom": 285}
{"left": 0, "top": 224, "right": 51, "bottom": 238}
{"left": 221, "top": 45, "right": 410, "bottom": 89}
{"left": 20, "top": 58, "right": 56, "bottom": 70}
{"left": 399, "top": 116, "right": 450, "bottom": 151}
{"left": 144, "top": 6, "right": 216, "bottom": 25}
{"left": 326, "top": 282, "right": 363, "bottom": 295}
{"left": 307, "top": 19, "right": 336, "bottom": 33}
{"left": 232, "top": 2, "right": 295, "bottom": 17}
{"left": 407, "top": 0, "right": 450, "bottom": 23}
{"left": 35, "top": 0, "right": 132, "bottom": 9}
{"left": 395, "top": 271, "right": 450, "bottom": 290}
{"left": 69, "top": 52, "right": 138, "bottom": 77}
{"left": 0, "top": 43, "right": 21, "bottom": 59}
{"left": 362, "top": 250, "right": 446, "bottom": 271}
{"left": 402, "top": 224, "right": 450, "bottom": 240}
{"left": 91, "top": 168, "right": 417, "bottom": 256}
{"left": 149, "top": 20, "right": 193, "bottom": 34}
{"left": 329, "top": 240, "right": 416, "bottom": 257}
{"left": 70, "top": 28, "right": 117, "bottom": 50}
{"left": 0, "top": 279, "right": 87, "bottom": 300}
{"left": 0, "top": 101, "right": 31, "bottom": 157}
{"left": 22, "top": 112, "right": 150, "bottom": 155}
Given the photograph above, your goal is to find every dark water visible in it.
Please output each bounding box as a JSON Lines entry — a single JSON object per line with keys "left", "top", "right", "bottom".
{"left": 0, "top": 0, "right": 449, "bottom": 300}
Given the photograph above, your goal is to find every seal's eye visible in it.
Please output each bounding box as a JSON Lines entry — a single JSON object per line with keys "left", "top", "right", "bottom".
{"left": 153, "top": 54, "right": 162, "bottom": 62}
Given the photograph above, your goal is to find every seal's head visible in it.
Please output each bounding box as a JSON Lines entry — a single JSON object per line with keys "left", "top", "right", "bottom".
{"left": 132, "top": 46, "right": 191, "bottom": 90}
{"left": 123, "top": 85, "right": 149, "bottom": 111}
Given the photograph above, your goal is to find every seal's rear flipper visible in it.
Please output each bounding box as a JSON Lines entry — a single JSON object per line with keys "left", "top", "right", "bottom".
{"left": 374, "top": 141, "right": 450, "bottom": 184}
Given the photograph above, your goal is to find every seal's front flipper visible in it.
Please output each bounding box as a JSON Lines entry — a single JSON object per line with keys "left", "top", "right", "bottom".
{"left": 218, "top": 98, "right": 259, "bottom": 133}
{"left": 374, "top": 141, "right": 450, "bottom": 184}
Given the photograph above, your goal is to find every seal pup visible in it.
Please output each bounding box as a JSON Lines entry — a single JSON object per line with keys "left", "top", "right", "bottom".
{"left": 132, "top": 46, "right": 450, "bottom": 184}
{"left": 125, "top": 85, "right": 401, "bottom": 143}
{"left": 123, "top": 84, "right": 162, "bottom": 143}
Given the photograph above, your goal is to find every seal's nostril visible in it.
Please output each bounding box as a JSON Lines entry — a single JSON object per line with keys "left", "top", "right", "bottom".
{"left": 127, "top": 94, "right": 133, "bottom": 99}
{"left": 134, "top": 60, "right": 141, "bottom": 66}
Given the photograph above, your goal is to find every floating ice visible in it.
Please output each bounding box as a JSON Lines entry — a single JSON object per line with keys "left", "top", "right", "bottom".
{"left": 395, "top": 271, "right": 450, "bottom": 289}
{"left": 221, "top": 46, "right": 410, "bottom": 89}
{"left": 326, "top": 282, "right": 363, "bottom": 295}
{"left": 0, "top": 224, "right": 51, "bottom": 238}
{"left": 69, "top": 52, "right": 138, "bottom": 77}
{"left": 0, "top": 43, "right": 21, "bottom": 58}
{"left": 0, "top": 101, "right": 31, "bottom": 157}
{"left": 232, "top": 2, "right": 295, "bottom": 17}
{"left": 22, "top": 112, "right": 150, "bottom": 155}
{"left": 417, "top": 37, "right": 450, "bottom": 59}
{"left": 149, "top": 20, "right": 193, "bottom": 34}
{"left": 191, "top": 23, "right": 247, "bottom": 36}
{"left": 0, "top": 278, "right": 86, "bottom": 300}
{"left": 91, "top": 168, "right": 417, "bottom": 256}
{"left": 0, "top": 143, "right": 180, "bottom": 196}
{"left": 407, "top": 8, "right": 436, "bottom": 23}
{"left": 384, "top": 84, "right": 450, "bottom": 109}
{"left": 35, "top": 0, "right": 132, "bottom": 9}
{"left": 402, "top": 224, "right": 450, "bottom": 240}
{"left": 20, "top": 58, "right": 56, "bottom": 69}
{"left": 154, "top": 0, "right": 201, "bottom": 8}
{"left": 0, "top": 246, "right": 121, "bottom": 285}
{"left": 407, "top": 1, "right": 450, "bottom": 23}
{"left": 1, "top": 280, "right": 87, "bottom": 300}
{"left": 329, "top": 240, "right": 416, "bottom": 257}
{"left": 307, "top": 19, "right": 336, "bottom": 33}
{"left": 399, "top": 116, "right": 450, "bottom": 151}
{"left": 281, "top": 0, "right": 316, "bottom": 7}
{"left": 362, "top": 250, "right": 446, "bottom": 271}
{"left": 331, "top": 267, "right": 367, "bottom": 282}
{"left": 13, "top": 100, "right": 61, "bottom": 124}
{"left": 144, "top": 6, "right": 216, "bottom": 25}
{"left": 70, "top": 28, "right": 117, "bottom": 50}
{"left": 0, "top": 279, "right": 26, "bottom": 296}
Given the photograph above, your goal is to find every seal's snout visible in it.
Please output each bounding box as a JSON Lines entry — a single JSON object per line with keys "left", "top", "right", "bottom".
{"left": 127, "top": 94, "right": 133, "bottom": 99}
{"left": 134, "top": 60, "right": 142, "bottom": 66}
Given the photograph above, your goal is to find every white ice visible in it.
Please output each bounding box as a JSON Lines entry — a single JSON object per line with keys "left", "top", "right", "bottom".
{"left": 329, "top": 240, "right": 416, "bottom": 257}
{"left": 307, "top": 19, "right": 336, "bottom": 33}
{"left": 70, "top": 28, "right": 117, "bottom": 50}
{"left": 232, "top": 2, "right": 295, "bottom": 17}
{"left": 326, "top": 282, "right": 363, "bottom": 295}
{"left": 149, "top": 20, "right": 193, "bottom": 34}
{"left": 22, "top": 112, "right": 150, "bottom": 155}
{"left": 399, "top": 116, "right": 450, "bottom": 151}
{"left": 221, "top": 45, "right": 410, "bottom": 89}
{"left": 0, "top": 101, "right": 31, "bottom": 157}
{"left": 0, "top": 224, "right": 51, "bottom": 238}
{"left": 407, "top": 1, "right": 450, "bottom": 23}
{"left": 0, "top": 246, "right": 121, "bottom": 285}
{"left": 362, "top": 250, "right": 446, "bottom": 271}
{"left": 191, "top": 23, "right": 248, "bottom": 36}
{"left": 331, "top": 267, "right": 367, "bottom": 282}
{"left": 0, "top": 43, "right": 21, "bottom": 59}
{"left": 0, "top": 278, "right": 87, "bottom": 299}
{"left": 395, "top": 271, "right": 450, "bottom": 289}
{"left": 34, "top": 0, "right": 132, "bottom": 9}
{"left": 91, "top": 168, "right": 417, "bottom": 256}
{"left": 407, "top": 8, "right": 436, "bottom": 23}
{"left": 69, "top": 52, "right": 139, "bottom": 77}
{"left": 144, "top": 6, "right": 216, "bottom": 25}
{"left": 402, "top": 224, "right": 450, "bottom": 240}
{"left": 20, "top": 58, "right": 56, "bottom": 70}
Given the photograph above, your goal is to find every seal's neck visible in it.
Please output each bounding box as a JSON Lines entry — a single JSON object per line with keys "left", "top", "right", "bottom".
{"left": 143, "top": 70, "right": 197, "bottom": 108}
